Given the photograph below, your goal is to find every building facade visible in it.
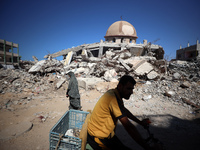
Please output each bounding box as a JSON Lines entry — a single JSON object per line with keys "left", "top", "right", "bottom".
{"left": 0, "top": 39, "right": 20, "bottom": 65}
{"left": 176, "top": 40, "right": 200, "bottom": 61}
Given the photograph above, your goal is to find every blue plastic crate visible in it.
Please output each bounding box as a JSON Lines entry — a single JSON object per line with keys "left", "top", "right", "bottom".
{"left": 49, "top": 109, "right": 89, "bottom": 150}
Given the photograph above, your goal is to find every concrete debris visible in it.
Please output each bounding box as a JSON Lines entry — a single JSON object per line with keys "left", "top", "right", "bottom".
{"left": 134, "top": 61, "right": 154, "bottom": 76}
{"left": 142, "top": 95, "right": 152, "bottom": 101}
{"left": 147, "top": 70, "right": 159, "bottom": 80}
{"left": 28, "top": 59, "right": 64, "bottom": 74}
{"left": 43, "top": 41, "right": 165, "bottom": 60}
{"left": 165, "top": 90, "right": 176, "bottom": 97}
{"left": 118, "top": 58, "right": 131, "bottom": 71}
{"left": 32, "top": 56, "right": 38, "bottom": 63}
{"left": 0, "top": 50, "right": 200, "bottom": 111}
{"left": 104, "top": 69, "right": 117, "bottom": 82}
{"left": 56, "top": 77, "right": 66, "bottom": 89}
{"left": 180, "top": 81, "right": 191, "bottom": 88}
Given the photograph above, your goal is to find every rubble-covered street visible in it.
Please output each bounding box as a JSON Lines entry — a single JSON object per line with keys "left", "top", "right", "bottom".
{"left": 0, "top": 50, "right": 200, "bottom": 149}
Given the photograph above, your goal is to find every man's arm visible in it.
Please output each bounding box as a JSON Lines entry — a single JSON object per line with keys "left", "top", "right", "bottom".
{"left": 124, "top": 107, "right": 149, "bottom": 127}
{"left": 119, "top": 116, "right": 151, "bottom": 150}
{"left": 125, "top": 107, "right": 142, "bottom": 124}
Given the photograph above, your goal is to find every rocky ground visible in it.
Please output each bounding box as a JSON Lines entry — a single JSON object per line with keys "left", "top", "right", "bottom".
{"left": 0, "top": 58, "right": 200, "bottom": 150}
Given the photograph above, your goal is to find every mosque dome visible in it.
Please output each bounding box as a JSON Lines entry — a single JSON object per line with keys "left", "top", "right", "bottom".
{"left": 104, "top": 20, "right": 138, "bottom": 44}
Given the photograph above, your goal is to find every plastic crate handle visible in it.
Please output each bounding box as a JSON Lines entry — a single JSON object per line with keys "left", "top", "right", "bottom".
{"left": 55, "top": 133, "right": 64, "bottom": 150}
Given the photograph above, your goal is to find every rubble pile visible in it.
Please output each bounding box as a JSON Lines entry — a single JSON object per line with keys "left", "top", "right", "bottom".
{"left": 0, "top": 50, "right": 199, "bottom": 112}
{"left": 0, "top": 68, "right": 64, "bottom": 95}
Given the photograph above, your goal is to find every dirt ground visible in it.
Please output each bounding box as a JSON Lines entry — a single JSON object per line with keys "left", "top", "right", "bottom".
{"left": 0, "top": 81, "right": 200, "bottom": 150}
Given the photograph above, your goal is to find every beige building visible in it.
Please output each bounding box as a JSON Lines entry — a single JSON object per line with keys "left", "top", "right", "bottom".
{"left": 0, "top": 39, "right": 20, "bottom": 66}
{"left": 176, "top": 40, "right": 200, "bottom": 61}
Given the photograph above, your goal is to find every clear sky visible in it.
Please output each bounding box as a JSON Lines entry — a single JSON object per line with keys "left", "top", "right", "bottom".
{"left": 1, "top": 0, "right": 200, "bottom": 61}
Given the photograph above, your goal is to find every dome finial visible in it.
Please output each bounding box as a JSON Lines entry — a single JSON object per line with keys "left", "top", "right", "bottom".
{"left": 120, "top": 16, "right": 123, "bottom": 20}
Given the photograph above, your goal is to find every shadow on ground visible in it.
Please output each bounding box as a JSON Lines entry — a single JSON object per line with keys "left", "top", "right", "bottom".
{"left": 116, "top": 114, "right": 200, "bottom": 150}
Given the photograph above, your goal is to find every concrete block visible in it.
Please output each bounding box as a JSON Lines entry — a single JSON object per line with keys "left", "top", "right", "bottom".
{"left": 104, "top": 69, "right": 117, "bottom": 81}
{"left": 134, "top": 61, "right": 154, "bottom": 76}
{"left": 147, "top": 70, "right": 159, "bottom": 80}
{"left": 78, "top": 77, "right": 104, "bottom": 90}
{"left": 28, "top": 60, "right": 46, "bottom": 73}
{"left": 56, "top": 77, "right": 66, "bottom": 89}
{"left": 64, "top": 51, "right": 73, "bottom": 65}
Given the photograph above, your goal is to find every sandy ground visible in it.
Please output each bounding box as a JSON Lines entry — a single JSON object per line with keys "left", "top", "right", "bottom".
{"left": 0, "top": 81, "right": 200, "bottom": 150}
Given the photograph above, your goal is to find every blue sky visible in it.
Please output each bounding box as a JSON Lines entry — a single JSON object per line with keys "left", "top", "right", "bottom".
{"left": 1, "top": 0, "right": 200, "bottom": 61}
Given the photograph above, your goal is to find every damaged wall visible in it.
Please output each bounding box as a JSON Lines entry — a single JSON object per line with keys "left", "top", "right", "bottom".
{"left": 176, "top": 40, "right": 200, "bottom": 61}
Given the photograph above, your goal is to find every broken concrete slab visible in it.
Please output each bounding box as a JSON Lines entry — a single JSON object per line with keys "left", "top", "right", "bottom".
{"left": 119, "top": 51, "right": 132, "bottom": 59}
{"left": 28, "top": 60, "right": 46, "bottom": 73}
{"left": 77, "top": 77, "right": 104, "bottom": 90}
{"left": 64, "top": 51, "right": 73, "bottom": 65}
{"left": 88, "top": 57, "right": 101, "bottom": 62}
{"left": 104, "top": 69, "right": 117, "bottom": 82}
{"left": 0, "top": 121, "right": 33, "bottom": 140}
{"left": 118, "top": 58, "right": 131, "bottom": 71}
{"left": 28, "top": 59, "right": 64, "bottom": 74}
{"left": 32, "top": 56, "right": 38, "bottom": 62}
{"left": 147, "top": 70, "right": 159, "bottom": 80}
{"left": 56, "top": 77, "right": 66, "bottom": 89}
{"left": 134, "top": 61, "right": 154, "bottom": 76}
{"left": 70, "top": 68, "right": 90, "bottom": 75}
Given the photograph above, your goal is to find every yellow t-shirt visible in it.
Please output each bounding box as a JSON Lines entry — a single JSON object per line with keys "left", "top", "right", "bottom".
{"left": 87, "top": 88, "right": 126, "bottom": 139}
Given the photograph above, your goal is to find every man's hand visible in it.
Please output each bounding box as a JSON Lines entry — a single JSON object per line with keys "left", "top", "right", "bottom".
{"left": 141, "top": 118, "right": 151, "bottom": 128}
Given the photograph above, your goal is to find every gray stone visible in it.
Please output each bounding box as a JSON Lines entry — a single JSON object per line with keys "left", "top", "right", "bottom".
{"left": 89, "top": 57, "right": 101, "bottom": 62}
{"left": 165, "top": 90, "right": 176, "bottom": 97}
{"left": 180, "top": 81, "right": 191, "bottom": 88}
{"left": 173, "top": 72, "right": 181, "bottom": 80}
{"left": 147, "top": 71, "right": 159, "bottom": 80}
{"left": 105, "top": 51, "right": 115, "bottom": 59}
{"left": 142, "top": 95, "right": 152, "bottom": 101}
{"left": 104, "top": 69, "right": 117, "bottom": 82}
{"left": 119, "top": 51, "right": 131, "bottom": 59}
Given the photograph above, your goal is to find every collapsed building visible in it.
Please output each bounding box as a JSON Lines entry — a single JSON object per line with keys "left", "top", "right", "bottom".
{"left": 25, "top": 20, "right": 167, "bottom": 83}
{"left": 0, "top": 21, "right": 199, "bottom": 115}
{"left": 44, "top": 20, "right": 165, "bottom": 61}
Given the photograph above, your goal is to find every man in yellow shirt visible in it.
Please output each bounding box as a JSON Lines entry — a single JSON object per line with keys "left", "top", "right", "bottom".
{"left": 87, "top": 75, "right": 152, "bottom": 150}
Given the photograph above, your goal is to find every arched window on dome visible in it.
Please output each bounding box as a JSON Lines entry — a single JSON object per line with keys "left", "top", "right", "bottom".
{"left": 112, "top": 38, "right": 116, "bottom": 43}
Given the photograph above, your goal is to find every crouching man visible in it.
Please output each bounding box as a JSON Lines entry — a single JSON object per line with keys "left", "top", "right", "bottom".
{"left": 87, "top": 75, "right": 154, "bottom": 150}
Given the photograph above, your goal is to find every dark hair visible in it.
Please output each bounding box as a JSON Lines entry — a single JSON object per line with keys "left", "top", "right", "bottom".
{"left": 118, "top": 75, "right": 136, "bottom": 86}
